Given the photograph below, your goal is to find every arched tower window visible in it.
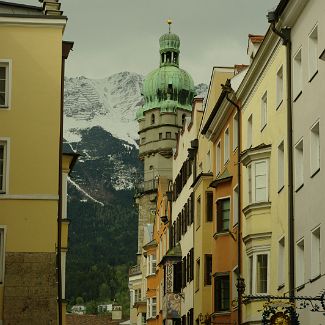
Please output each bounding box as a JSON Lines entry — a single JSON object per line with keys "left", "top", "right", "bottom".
{"left": 182, "top": 114, "right": 186, "bottom": 125}
{"left": 151, "top": 113, "right": 155, "bottom": 125}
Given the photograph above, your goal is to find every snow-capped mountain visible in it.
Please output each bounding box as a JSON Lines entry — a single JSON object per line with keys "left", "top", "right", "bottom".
{"left": 64, "top": 72, "right": 144, "bottom": 146}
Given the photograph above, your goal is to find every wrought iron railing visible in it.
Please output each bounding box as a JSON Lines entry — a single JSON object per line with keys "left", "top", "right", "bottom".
{"left": 129, "top": 264, "right": 141, "bottom": 276}
{"left": 135, "top": 179, "right": 158, "bottom": 193}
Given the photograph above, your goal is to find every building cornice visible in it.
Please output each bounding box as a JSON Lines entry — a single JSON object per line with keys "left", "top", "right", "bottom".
{"left": 0, "top": 14, "right": 67, "bottom": 28}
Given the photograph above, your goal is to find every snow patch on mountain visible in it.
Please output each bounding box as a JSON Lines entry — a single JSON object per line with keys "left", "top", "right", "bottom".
{"left": 64, "top": 72, "right": 144, "bottom": 146}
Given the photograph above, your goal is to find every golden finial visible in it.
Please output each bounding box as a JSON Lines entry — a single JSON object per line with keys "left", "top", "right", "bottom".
{"left": 167, "top": 19, "right": 172, "bottom": 33}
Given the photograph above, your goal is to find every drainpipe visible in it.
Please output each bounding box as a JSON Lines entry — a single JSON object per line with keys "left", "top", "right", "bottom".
{"left": 58, "top": 41, "right": 74, "bottom": 325}
{"left": 224, "top": 90, "right": 241, "bottom": 324}
{"left": 268, "top": 13, "right": 294, "bottom": 301}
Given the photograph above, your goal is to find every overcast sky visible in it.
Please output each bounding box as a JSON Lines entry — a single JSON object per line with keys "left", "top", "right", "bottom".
{"left": 17, "top": 0, "right": 279, "bottom": 84}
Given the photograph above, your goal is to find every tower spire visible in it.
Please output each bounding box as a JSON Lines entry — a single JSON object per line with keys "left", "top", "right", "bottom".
{"left": 167, "top": 19, "right": 172, "bottom": 34}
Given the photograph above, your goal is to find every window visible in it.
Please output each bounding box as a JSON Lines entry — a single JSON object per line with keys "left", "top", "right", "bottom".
{"left": 147, "top": 254, "right": 156, "bottom": 276}
{"left": 204, "top": 254, "right": 212, "bottom": 285}
{"left": 276, "top": 66, "right": 284, "bottom": 108}
{"left": 147, "top": 297, "right": 157, "bottom": 319}
{"left": 195, "top": 259, "right": 200, "bottom": 291}
{"left": 216, "top": 198, "right": 230, "bottom": 233}
{"left": 233, "top": 185, "right": 239, "bottom": 226}
{"left": 159, "top": 133, "right": 162, "bottom": 140}
{"left": 308, "top": 25, "right": 318, "bottom": 79}
{"left": 0, "top": 141, "right": 7, "bottom": 193}
{"left": 196, "top": 197, "right": 201, "bottom": 228}
{"left": 296, "top": 239, "right": 305, "bottom": 287}
{"left": 232, "top": 267, "right": 239, "bottom": 303}
{"left": 310, "top": 121, "right": 320, "bottom": 175}
{"left": 294, "top": 139, "right": 304, "bottom": 190}
{"left": 206, "top": 150, "right": 211, "bottom": 172}
{"left": 182, "top": 114, "right": 186, "bottom": 125}
{"left": 166, "top": 132, "right": 171, "bottom": 139}
{"left": 216, "top": 141, "right": 221, "bottom": 175}
{"left": 247, "top": 114, "right": 252, "bottom": 148}
{"left": 141, "top": 313, "right": 147, "bottom": 325}
{"left": 182, "top": 256, "right": 187, "bottom": 288}
{"left": 214, "top": 274, "right": 230, "bottom": 312}
{"left": 151, "top": 113, "right": 155, "bottom": 125}
{"left": 278, "top": 237, "right": 285, "bottom": 287}
{"left": 278, "top": 141, "right": 285, "bottom": 191}
{"left": 247, "top": 160, "right": 268, "bottom": 204}
{"left": 249, "top": 252, "right": 269, "bottom": 294}
{"left": 135, "top": 289, "right": 141, "bottom": 303}
{"left": 0, "top": 61, "right": 10, "bottom": 108}
{"left": 261, "top": 91, "right": 267, "bottom": 130}
{"left": 206, "top": 192, "right": 213, "bottom": 222}
{"left": 233, "top": 112, "right": 238, "bottom": 150}
{"left": 293, "top": 49, "right": 302, "bottom": 99}
{"left": 311, "top": 227, "right": 321, "bottom": 279}
{"left": 224, "top": 128, "right": 230, "bottom": 163}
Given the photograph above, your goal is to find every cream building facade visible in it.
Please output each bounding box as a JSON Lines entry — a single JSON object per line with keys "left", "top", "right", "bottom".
{"left": 0, "top": 0, "right": 73, "bottom": 324}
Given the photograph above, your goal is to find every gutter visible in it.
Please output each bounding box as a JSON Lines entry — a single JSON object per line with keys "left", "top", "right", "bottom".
{"left": 268, "top": 11, "right": 295, "bottom": 301}
{"left": 58, "top": 41, "right": 74, "bottom": 325}
{"left": 223, "top": 88, "right": 242, "bottom": 325}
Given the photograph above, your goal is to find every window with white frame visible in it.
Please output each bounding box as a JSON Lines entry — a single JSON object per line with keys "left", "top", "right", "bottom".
{"left": 311, "top": 227, "right": 321, "bottom": 279}
{"left": 276, "top": 66, "right": 283, "bottom": 108}
{"left": 0, "top": 141, "right": 7, "bottom": 193}
{"left": 310, "top": 121, "right": 320, "bottom": 175}
{"left": 261, "top": 92, "right": 267, "bottom": 130}
{"left": 293, "top": 49, "right": 302, "bottom": 99}
{"left": 135, "top": 289, "right": 141, "bottom": 303}
{"left": 296, "top": 238, "right": 305, "bottom": 287}
{"left": 249, "top": 252, "right": 269, "bottom": 294}
{"left": 216, "top": 198, "right": 230, "bottom": 233}
{"left": 147, "top": 254, "right": 156, "bottom": 276}
{"left": 278, "top": 141, "right": 285, "bottom": 191}
{"left": 247, "top": 160, "right": 268, "bottom": 204}
{"left": 233, "top": 112, "right": 238, "bottom": 150}
{"left": 216, "top": 141, "right": 221, "bottom": 175}
{"left": 147, "top": 297, "right": 157, "bottom": 319}
{"left": 206, "top": 150, "right": 211, "bottom": 172}
{"left": 224, "top": 128, "right": 230, "bottom": 163}
{"left": 0, "top": 61, "right": 9, "bottom": 108}
{"left": 233, "top": 185, "right": 239, "bottom": 226}
{"left": 232, "top": 266, "right": 239, "bottom": 302}
{"left": 247, "top": 114, "right": 253, "bottom": 148}
{"left": 278, "top": 237, "right": 285, "bottom": 286}
{"left": 294, "top": 139, "right": 304, "bottom": 190}
{"left": 308, "top": 25, "right": 318, "bottom": 79}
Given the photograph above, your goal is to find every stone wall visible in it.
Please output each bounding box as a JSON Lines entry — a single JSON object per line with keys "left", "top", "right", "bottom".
{"left": 3, "top": 252, "right": 57, "bottom": 325}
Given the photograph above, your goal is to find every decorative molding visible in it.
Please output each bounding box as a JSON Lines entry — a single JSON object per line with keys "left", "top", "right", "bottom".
{"left": 0, "top": 194, "right": 59, "bottom": 200}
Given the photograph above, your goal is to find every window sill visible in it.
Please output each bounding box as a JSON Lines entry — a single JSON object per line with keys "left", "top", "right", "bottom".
{"left": 296, "top": 284, "right": 305, "bottom": 292}
{"left": 260, "top": 124, "right": 267, "bottom": 132}
{"left": 310, "top": 274, "right": 321, "bottom": 283}
{"left": 278, "top": 185, "right": 284, "bottom": 194}
{"left": 308, "top": 70, "right": 318, "bottom": 83}
{"left": 277, "top": 283, "right": 285, "bottom": 291}
{"left": 311, "top": 168, "right": 320, "bottom": 178}
{"left": 295, "top": 183, "right": 304, "bottom": 193}
{"left": 293, "top": 91, "right": 302, "bottom": 102}
{"left": 276, "top": 99, "right": 283, "bottom": 110}
{"left": 0, "top": 106, "right": 9, "bottom": 109}
{"left": 213, "top": 231, "right": 230, "bottom": 239}
{"left": 211, "top": 311, "right": 231, "bottom": 317}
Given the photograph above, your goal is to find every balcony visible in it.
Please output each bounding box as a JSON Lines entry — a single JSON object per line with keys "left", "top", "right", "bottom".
{"left": 135, "top": 179, "right": 158, "bottom": 194}
{"left": 129, "top": 264, "right": 141, "bottom": 276}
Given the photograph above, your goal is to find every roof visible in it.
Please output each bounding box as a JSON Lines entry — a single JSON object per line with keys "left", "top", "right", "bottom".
{"left": 209, "top": 169, "right": 232, "bottom": 188}
{"left": 143, "top": 239, "right": 157, "bottom": 250}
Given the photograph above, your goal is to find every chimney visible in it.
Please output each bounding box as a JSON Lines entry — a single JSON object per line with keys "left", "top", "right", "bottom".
{"left": 247, "top": 34, "right": 264, "bottom": 63}
{"left": 39, "top": 0, "right": 63, "bottom": 16}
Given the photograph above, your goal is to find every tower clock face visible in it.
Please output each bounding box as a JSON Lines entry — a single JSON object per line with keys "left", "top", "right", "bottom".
{"left": 270, "top": 312, "right": 289, "bottom": 325}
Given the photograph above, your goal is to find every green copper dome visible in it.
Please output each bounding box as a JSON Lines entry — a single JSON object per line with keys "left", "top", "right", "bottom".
{"left": 137, "top": 30, "right": 195, "bottom": 120}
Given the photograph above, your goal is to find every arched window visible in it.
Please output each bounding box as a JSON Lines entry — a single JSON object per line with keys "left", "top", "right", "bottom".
{"left": 151, "top": 113, "right": 155, "bottom": 125}
{"left": 182, "top": 114, "right": 186, "bottom": 125}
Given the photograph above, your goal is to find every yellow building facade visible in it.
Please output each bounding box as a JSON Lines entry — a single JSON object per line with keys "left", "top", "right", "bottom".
{"left": 237, "top": 31, "right": 289, "bottom": 323}
{"left": 0, "top": 1, "right": 72, "bottom": 324}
